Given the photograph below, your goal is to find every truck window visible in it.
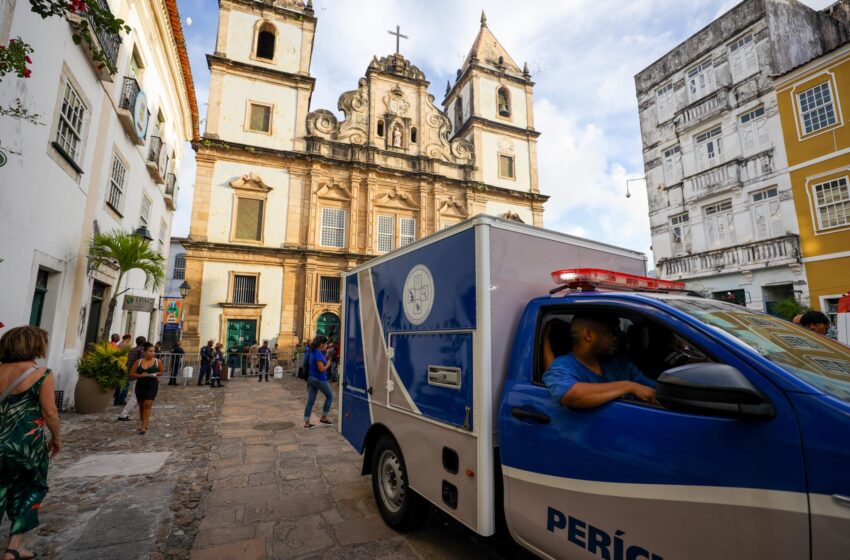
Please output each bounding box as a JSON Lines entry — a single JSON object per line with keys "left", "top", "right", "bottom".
{"left": 535, "top": 307, "right": 710, "bottom": 386}
{"left": 664, "top": 297, "right": 850, "bottom": 402}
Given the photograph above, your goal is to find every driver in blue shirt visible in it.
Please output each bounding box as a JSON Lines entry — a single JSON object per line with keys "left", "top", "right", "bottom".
{"left": 543, "top": 314, "right": 657, "bottom": 408}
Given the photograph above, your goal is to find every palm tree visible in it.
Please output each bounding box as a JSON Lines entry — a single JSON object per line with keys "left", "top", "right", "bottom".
{"left": 87, "top": 229, "right": 166, "bottom": 340}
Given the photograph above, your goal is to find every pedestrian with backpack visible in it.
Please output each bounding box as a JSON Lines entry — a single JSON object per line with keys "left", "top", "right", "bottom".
{"left": 303, "top": 335, "right": 332, "bottom": 428}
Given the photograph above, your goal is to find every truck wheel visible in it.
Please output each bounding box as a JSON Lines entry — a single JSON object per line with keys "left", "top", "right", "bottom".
{"left": 371, "top": 434, "right": 428, "bottom": 531}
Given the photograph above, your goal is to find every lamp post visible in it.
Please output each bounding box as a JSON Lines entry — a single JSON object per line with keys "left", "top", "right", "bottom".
{"left": 133, "top": 225, "right": 154, "bottom": 243}
{"left": 625, "top": 177, "right": 645, "bottom": 199}
{"left": 179, "top": 280, "right": 191, "bottom": 298}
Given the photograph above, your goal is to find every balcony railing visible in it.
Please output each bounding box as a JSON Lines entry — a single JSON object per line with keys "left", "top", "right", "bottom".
{"left": 91, "top": 0, "right": 121, "bottom": 71}
{"left": 164, "top": 173, "right": 178, "bottom": 211}
{"left": 145, "top": 135, "right": 166, "bottom": 184}
{"left": 675, "top": 88, "right": 730, "bottom": 133}
{"left": 119, "top": 76, "right": 141, "bottom": 111}
{"left": 67, "top": 0, "right": 121, "bottom": 80}
{"left": 117, "top": 76, "right": 148, "bottom": 145}
{"left": 684, "top": 160, "right": 741, "bottom": 201}
{"left": 659, "top": 234, "right": 801, "bottom": 278}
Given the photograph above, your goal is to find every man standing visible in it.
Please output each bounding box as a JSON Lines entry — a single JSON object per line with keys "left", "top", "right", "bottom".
{"left": 169, "top": 339, "right": 185, "bottom": 386}
{"left": 117, "top": 336, "right": 147, "bottom": 421}
{"left": 109, "top": 333, "right": 121, "bottom": 348}
{"left": 198, "top": 340, "right": 214, "bottom": 386}
{"left": 258, "top": 340, "right": 271, "bottom": 382}
{"left": 249, "top": 340, "right": 259, "bottom": 378}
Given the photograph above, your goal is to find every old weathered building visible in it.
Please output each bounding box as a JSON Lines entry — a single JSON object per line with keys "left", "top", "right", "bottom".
{"left": 182, "top": 2, "right": 546, "bottom": 352}
{"left": 634, "top": 0, "right": 849, "bottom": 313}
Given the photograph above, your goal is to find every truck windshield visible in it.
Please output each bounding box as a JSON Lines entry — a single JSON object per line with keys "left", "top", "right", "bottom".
{"left": 663, "top": 298, "right": 850, "bottom": 402}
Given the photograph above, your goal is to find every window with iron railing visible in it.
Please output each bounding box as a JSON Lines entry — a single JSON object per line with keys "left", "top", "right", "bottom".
{"left": 400, "top": 217, "right": 416, "bottom": 247}
{"left": 319, "top": 276, "right": 341, "bottom": 303}
{"left": 232, "top": 275, "right": 257, "bottom": 304}
{"left": 173, "top": 254, "right": 185, "bottom": 280}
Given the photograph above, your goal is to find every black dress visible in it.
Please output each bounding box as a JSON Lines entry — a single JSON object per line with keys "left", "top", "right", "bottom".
{"left": 134, "top": 360, "right": 160, "bottom": 401}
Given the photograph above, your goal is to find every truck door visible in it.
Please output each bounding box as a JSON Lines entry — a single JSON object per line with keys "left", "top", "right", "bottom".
{"left": 498, "top": 300, "right": 809, "bottom": 560}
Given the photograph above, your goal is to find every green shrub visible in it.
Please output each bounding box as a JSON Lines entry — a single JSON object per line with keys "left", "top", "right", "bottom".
{"left": 773, "top": 298, "right": 809, "bottom": 322}
{"left": 77, "top": 340, "right": 129, "bottom": 390}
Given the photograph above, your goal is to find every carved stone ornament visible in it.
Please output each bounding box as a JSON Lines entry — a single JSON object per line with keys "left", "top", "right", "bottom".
{"left": 368, "top": 54, "right": 426, "bottom": 82}
{"left": 497, "top": 136, "right": 514, "bottom": 154}
{"left": 230, "top": 172, "right": 272, "bottom": 192}
{"left": 438, "top": 196, "right": 467, "bottom": 217}
{"left": 272, "top": 0, "right": 306, "bottom": 10}
{"left": 306, "top": 109, "right": 338, "bottom": 138}
{"left": 374, "top": 186, "right": 420, "bottom": 209}
{"left": 336, "top": 78, "right": 369, "bottom": 144}
{"left": 384, "top": 87, "right": 410, "bottom": 116}
{"left": 315, "top": 181, "right": 352, "bottom": 200}
{"left": 501, "top": 211, "right": 525, "bottom": 223}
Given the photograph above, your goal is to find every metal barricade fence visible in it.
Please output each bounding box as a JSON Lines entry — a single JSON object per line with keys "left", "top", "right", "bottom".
{"left": 153, "top": 347, "right": 319, "bottom": 385}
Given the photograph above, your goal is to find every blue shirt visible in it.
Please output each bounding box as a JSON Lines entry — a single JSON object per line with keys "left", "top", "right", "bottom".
{"left": 308, "top": 348, "right": 329, "bottom": 382}
{"left": 543, "top": 353, "right": 656, "bottom": 403}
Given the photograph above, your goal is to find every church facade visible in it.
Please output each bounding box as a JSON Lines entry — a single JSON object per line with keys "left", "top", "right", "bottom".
{"left": 182, "top": 0, "right": 547, "bottom": 353}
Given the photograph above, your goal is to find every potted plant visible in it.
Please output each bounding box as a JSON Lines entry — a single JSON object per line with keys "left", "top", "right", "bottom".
{"left": 75, "top": 340, "right": 128, "bottom": 414}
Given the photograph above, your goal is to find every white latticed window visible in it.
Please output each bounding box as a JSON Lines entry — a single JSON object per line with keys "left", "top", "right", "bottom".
{"left": 687, "top": 60, "right": 715, "bottom": 102}
{"left": 750, "top": 187, "right": 781, "bottom": 239}
{"left": 173, "top": 254, "right": 186, "bottom": 280}
{"left": 399, "top": 217, "right": 416, "bottom": 247}
{"left": 739, "top": 107, "right": 769, "bottom": 154}
{"left": 140, "top": 195, "right": 152, "bottom": 226}
{"left": 320, "top": 208, "right": 346, "bottom": 248}
{"left": 377, "top": 215, "right": 394, "bottom": 253}
{"left": 695, "top": 127, "right": 723, "bottom": 171}
{"left": 319, "top": 276, "right": 341, "bottom": 303}
{"left": 729, "top": 34, "right": 758, "bottom": 83}
{"left": 656, "top": 83, "right": 675, "bottom": 123}
{"left": 812, "top": 177, "right": 850, "bottom": 230}
{"left": 662, "top": 145, "right": 682, "bottom": 186}
{"left": 669, "top": 212, "right": 691, "bottom": 255}
{"left": 703, "top": 199, "right": 736, "bottom": 248}
{"left": 158, "top": 219, "right": 168, "bottom": 252}
{"left": 56, "top": 79, "right": 86, "bottom": 162}
{"left": 798, "top": 82, "right": 837, "bottom": 135}
{"left": 232, "top": 275, "right": 257, "bottom": 304}
{"left": 107, "top": 154, "right": 127, "bottom": 212}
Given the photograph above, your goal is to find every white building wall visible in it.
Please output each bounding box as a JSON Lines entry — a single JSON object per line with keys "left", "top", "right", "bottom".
{"left": 0, "top": 0, "right": 194, "bottom": 406}
{"left": 217, "top": 74, "right": 298, "bottom": 150}
{"left": 207, "top": 161, "right": 291, "bottom": 246}
{"left": 481, "top": 131, "right": 530, "bottom": 192}
{"left": 198, "top": 262, "right": 283, "bottom": 343}
{"left": 225, "top": 10, "right": 303, "bottom": 74}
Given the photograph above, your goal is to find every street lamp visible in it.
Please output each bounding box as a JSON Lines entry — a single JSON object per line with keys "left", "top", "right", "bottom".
{"left": 179, "top": 281, "right": 191, "bottom": 298}
{"left": 133, "top": 225, "right": 154, "bottom": 243}
{"left": 625, "top": 177, "right": 645, "bottom": 199}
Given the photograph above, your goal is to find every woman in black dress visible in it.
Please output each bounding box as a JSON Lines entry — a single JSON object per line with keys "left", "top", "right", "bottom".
{"left": 129, "top": 342, "right": 163, "bottom": 434}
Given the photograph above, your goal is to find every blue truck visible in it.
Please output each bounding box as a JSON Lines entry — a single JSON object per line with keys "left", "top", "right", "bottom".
{"left": 339, "top": 216, "right": 850, "bottom": 560}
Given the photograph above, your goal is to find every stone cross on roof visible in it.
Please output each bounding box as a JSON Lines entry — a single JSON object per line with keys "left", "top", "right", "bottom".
{"left": 387, "top": 25, "right": 408, "bottom": 54}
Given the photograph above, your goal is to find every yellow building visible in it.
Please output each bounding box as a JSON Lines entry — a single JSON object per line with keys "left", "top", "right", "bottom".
{"left": 776, "top": 41, "right": 850, "bottom": 325}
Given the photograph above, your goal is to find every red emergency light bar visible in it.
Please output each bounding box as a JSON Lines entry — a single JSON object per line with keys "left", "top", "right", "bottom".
{"left": 551, "top": 268, "right": 686, "bottom": 292}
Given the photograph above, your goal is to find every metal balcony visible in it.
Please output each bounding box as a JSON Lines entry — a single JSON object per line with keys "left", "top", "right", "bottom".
{"left": 66, "top": 0, "right": 121, "bottom": 81}
{"left": 146, "top": 135, "right": 166, "bottom": 184}
{"left": 675, "top": 88, "right": 730, "bottom": 134}
{"left": 117, "top": 77, "right": 147, "bottom": 145}
{"left": 659, "top": 234, "right": 801, "bottom": 279}
{"left": 164, "top": 173, "right": 178, "bottom": 211}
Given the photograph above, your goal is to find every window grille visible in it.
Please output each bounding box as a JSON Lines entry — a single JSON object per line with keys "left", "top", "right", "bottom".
{"left": 319, "top": 276, "right": 341, "bottom": 303}
{"left": 56, "top": 80, "right": 86, "bottom": 162}
{"left": 107, "top": 154, "right": 127, "bottom": 212}
{"left": 320, "top": 208, "right": 346, "bottom": 247}
{"left": 232, "top": 275, "right": 257, "bottom": 304}
{"left": 377, "top": 215, "right": 394, "bottom": 252}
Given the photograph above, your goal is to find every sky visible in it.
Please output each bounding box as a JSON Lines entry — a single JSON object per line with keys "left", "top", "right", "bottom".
{"left": 172, "top": 0, "right": 835, "bottom": 261}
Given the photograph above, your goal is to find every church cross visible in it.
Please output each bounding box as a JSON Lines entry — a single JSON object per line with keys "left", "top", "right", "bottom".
{"left": 387, "top": 25, "right": 408, "bottom": 54}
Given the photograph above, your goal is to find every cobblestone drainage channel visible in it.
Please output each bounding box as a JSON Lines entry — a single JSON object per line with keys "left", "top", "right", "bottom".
{"left": 253, "top": 421, "right": 295, "bottom": 431}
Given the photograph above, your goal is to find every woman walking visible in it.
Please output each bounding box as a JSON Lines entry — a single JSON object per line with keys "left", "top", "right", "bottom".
{"left": 129, "top": 342, "right": 163, "bottom": 434}
{"left": 303, "top": 335, "right": 333, "bottom": 428}
{"left": 0, "top": 326, "right": 61, "bottom": 560}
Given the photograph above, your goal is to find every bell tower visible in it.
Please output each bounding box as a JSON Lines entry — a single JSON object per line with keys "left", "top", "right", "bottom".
{"left": 204, "top": 0, "right": 317, "bottom": 152}
{"left": 444, "top": 11, "right": 540, "bottom": 198}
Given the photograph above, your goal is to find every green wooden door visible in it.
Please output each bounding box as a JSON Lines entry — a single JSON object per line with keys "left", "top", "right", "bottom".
{"left": 226, "top": 319, "right": 257, "bottom": 350}
{"left": 316, "top": 312, "right": 340, "bottom": 338}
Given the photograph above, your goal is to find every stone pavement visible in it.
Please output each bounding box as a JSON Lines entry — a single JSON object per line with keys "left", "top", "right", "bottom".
{"left": 191, "top": 376, "right": 535, "bottom": 559}
{"left": 0, "top": 381, "right": 226, "bottom": 559}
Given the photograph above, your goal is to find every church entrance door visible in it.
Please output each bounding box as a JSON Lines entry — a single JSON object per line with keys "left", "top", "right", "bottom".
{"left": 226, "top": 319, "right": 257, "bottom": 350}
{"left": 316, "top": 312, "right": 340, "bottom": 338}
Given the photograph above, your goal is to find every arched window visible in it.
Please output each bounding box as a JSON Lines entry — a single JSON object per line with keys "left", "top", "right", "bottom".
{"left": 255, "top": 22, "right": 276, "bottom": 60}
{"left": 410, "top": 127, "right": 417, "bottom": 144}
{"left": 454, "top": 97, "right": 464, "bottom": 131}
{"left": 497, "top": 87, "right": 511, "bottom": 117}
{"left": 377, "top": 119, "right": 385, "bottom": 137}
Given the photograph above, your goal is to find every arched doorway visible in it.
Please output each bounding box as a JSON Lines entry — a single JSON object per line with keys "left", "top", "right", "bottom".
{"left": 315, "top": 312, "right": 340, "bottom": 339}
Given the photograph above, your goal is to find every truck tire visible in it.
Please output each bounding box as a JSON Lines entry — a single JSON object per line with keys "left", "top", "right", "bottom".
{"left": 370, "top": 434, "right": 428, "bottom": 531}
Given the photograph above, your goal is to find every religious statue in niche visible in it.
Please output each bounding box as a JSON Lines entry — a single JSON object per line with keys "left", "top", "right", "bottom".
{"left": 392, "top": 124, "right": 403, "bottom": 148}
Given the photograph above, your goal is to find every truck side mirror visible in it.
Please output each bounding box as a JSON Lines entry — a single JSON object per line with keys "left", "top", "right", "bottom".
{"left": 656, "top": 363, "right": 775, "bottom": 420}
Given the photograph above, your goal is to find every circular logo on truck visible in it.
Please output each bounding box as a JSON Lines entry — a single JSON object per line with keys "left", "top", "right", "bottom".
{"left": 403, "top": 265, "right": 434, "bottom": 325}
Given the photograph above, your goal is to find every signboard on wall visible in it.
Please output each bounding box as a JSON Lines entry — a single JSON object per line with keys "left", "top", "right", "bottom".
{"left": 163, "top": 299, "right": 183, "bottom": 324}
{"left": 122, "top": 295, "right": 155, "bottom": 313}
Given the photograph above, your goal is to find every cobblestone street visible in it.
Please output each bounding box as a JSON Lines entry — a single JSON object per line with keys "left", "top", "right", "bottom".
{"left": 2, "top": 375, "right": 533, "bottom": 560}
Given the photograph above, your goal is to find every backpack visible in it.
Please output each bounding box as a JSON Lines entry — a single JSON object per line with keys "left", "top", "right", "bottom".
{"left": 296, "top": 350, "right": 310, "bottom": 380}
